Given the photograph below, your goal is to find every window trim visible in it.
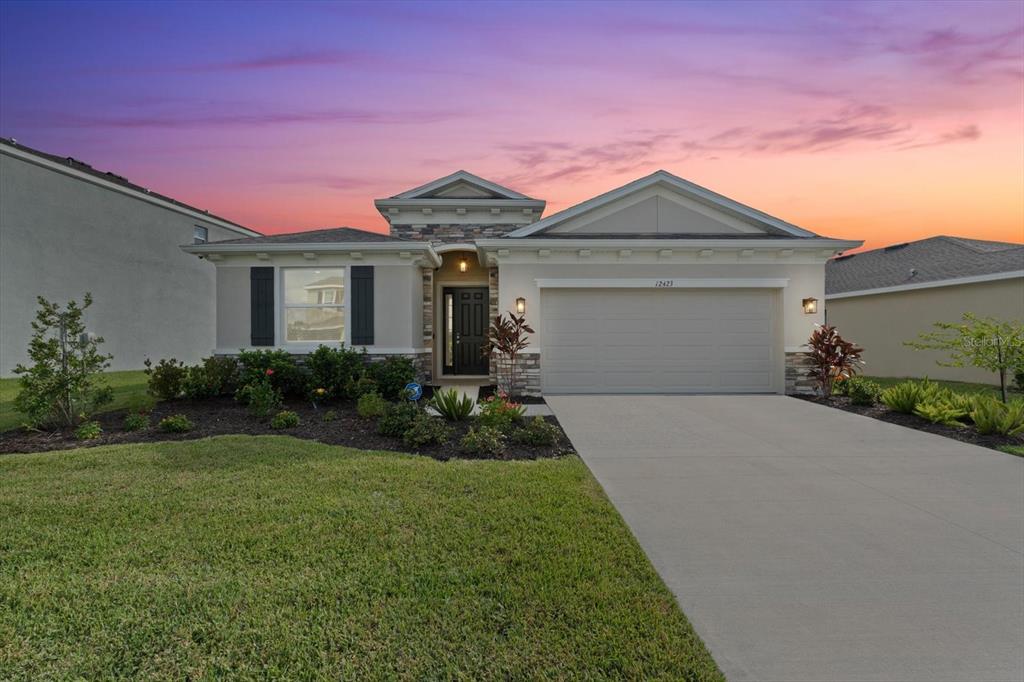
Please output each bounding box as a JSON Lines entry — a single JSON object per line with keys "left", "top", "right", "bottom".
{"left": 279, "top": 266, "right": 348, "bottom": 346}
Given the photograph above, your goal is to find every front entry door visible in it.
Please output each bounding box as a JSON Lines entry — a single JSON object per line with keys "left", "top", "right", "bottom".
{"left": 444, "top": 287, "right": 489, "bottom": 375}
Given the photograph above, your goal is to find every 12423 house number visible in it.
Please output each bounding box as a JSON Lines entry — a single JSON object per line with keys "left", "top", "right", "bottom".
{"left": 654, "top": 280, "right": 674, "bottom": 287}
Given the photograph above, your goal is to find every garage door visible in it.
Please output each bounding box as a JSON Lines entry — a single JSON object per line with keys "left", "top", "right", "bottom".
{"left": 541, "top": 288, "right": 777, "bottom": 394}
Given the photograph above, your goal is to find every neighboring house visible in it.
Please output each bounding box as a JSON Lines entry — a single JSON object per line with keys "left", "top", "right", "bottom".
{"left": 826, "top": 237, "right": 1024, "bottom": 383}
{"left": 185, "top": 170, "right": 860, "bottom": 395}
{"left": 0, "top": 138, "right": 260, "bottom": 374}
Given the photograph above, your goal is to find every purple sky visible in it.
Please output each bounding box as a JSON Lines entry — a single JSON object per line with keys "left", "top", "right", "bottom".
{"left": 1, "top": 0, "right": 1022, "bottom": 249}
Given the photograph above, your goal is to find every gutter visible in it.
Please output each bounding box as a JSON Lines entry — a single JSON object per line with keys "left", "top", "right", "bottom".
{"left": 181, "top": 241, "right": 442, "bottom": 267}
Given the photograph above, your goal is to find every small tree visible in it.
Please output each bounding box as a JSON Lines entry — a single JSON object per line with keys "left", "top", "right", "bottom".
{"left": 804, "top": 324, "right": 864, "bottom": 397}
{"left": 484, "top": 312, "right": 534, "bottom": 398}
{"left": 906, "top": 313, "right": 1024, "bottom": 403}
{"left": 13, "top": 294, "right": 113, "bottom": 428}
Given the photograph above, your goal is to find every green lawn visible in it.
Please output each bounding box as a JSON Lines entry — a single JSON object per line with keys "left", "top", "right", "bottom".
{"left": 0, "top": 436, "right": 722, "bottom": 680}
{"left": 0, "top": 370, "right": 152, "bottom": 432}
{"left": 998, "top": 445, "right": 1024, "bottom": 458}
{"left": 863, "top": 375, "right": 1021, "bottom": 400}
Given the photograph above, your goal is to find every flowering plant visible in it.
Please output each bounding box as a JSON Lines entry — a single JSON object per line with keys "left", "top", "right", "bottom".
{"left": 477, "top": 392, "right": 525, "bottom": 432}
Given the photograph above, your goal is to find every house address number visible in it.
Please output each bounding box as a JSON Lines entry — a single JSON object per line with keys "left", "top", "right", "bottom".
{"left": 654, "top": 280, "right": 674, "bottom": 287}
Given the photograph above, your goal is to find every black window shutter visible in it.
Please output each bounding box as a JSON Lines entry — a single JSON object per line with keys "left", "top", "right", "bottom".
{"left": 350, "top": 266, "right": 374, "bottom": 345}
{"left": 250, "top": 267, "right": 275, "bottom": 346}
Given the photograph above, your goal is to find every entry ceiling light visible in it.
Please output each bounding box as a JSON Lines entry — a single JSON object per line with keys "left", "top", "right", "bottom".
{"left": 459, "top": 257, "right": 468, "bottom": 273}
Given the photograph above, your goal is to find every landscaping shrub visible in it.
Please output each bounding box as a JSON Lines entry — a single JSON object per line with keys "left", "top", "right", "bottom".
{"left": 402, "top": 414, "right": 453, "bottom": 448}
{"left": 485, "top": 311, "right": 535, "bottom": 398}
{"left": 511, "top": 416, "right": 560, "bottom": 446}
{"left": 238, "top": 349, "right": 307, "bottom": 396}
{"left": 913, "top": 399, "right": 968, "bottom": 427}
{"left": 270, "top": 410, "right": 300, "bottom": 430}
{"left": 306, "top": 344, "right": 365, "bottom": 399}
{"left": 144, "top": 358, "right": 187, "bottom": 400}
{"left": 347, "top": 375, "right": 379, "bottom": 399}
{"left": 970, "top": 396, "right": 1024, "bottom": 436}
{"left": 235, "top": 372, "right": 283, "bottom": 419}
{"left": 200, "top": 356, "right": 241, "bottom": 396}
{"left": 158, "top": 414, "right": 193, "bottom": 433}
{"left": 356, "top": 392, "right": 388, "bottom": 420}
{"left": 431, "top": 388, "right": 475, "bottom": 421}
{"left": 843, "top": 376, "right": 882, "bottom": 406}
{"left": 123, "top": 412, "right": 150, "bottom": 432}
{"left": 1015, "top": 367, "right": 1024, "bottom": 393}
{"left": 14, "top": 294, "right": 113, "bottom": 428}
{"left": 377, "top": 401, "right": 421, "bottom": 437}
{"left": 322, "top": 409, "right": 337, "bottom": 423}
{"left": 366, "top": 357, "right": 416, "bottom": 401}
{"left": 74, "top": 420, "right": 102, "bottom": 441}
{"left": 181, "top": 364, "right": 217, "bottom": 400}
{"left": 460, "top": 425, "right": 506, "bottom": 456}
{"left": 880, "top": 379, "right": 940, "bottom": 414}
{"left": 803, "top": 324, "right": 864, "bottom": 397}
{"left": 477, "top": 393, "right": 525, "bottom": 432}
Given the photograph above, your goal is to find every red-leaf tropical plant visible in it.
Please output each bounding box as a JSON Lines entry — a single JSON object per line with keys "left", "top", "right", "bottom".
{"left": 483, "top": 312, "right": 534, "bottom": 398}
{"left": 804, "top": 324, "right": 865, "bottom": 397}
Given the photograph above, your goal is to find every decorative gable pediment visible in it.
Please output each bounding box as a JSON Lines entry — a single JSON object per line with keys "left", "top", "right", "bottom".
{"left": 375, "top": 170, "right": 545, "bottom": 228}
{"left": 508, "top": 170, "right": 816, "bottom": 239}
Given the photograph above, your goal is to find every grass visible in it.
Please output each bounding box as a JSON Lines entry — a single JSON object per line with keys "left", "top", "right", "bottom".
{"left": 863, "top": 375, "right": 1021, "bottom": 400}
{"left": 998, "top": 445, "right": 1024, "bottom": 458}
{"left": 0, "top": 370, "right": 152, "bottom": 432}
{"left": 0, "top": 436, "right": 723, "bottom": 680}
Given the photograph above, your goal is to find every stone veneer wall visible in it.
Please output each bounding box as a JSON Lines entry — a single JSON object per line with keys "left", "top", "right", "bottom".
{"left": 493, "top": 354, "right": 542, "bottom": 398}
{"left": 420, "top": 267, "right": 434, "bottom": 383}
{"left": 390, "top": 223, "right": 529, "bottom": 244}
{"left": 785, "top": 351, "right": 816, "bottom": 395}
{"left": 488, "top": 266, "right": 499, "bottom": 382}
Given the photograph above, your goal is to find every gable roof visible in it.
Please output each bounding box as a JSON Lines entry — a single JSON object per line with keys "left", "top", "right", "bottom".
{"left": 507, "top": 170, "right": 818, "bottom": 238}
{"left": 1, "top": 137, "right": 258, "bottom": 236}
{"left": 389, "top": 170, "right": 536, "bottom": 200}
{"left": 826, "top": 236, "right": 1024, "bottom": 296}
{"left": 200, "top": 226, "right": 406, "bottom": 246}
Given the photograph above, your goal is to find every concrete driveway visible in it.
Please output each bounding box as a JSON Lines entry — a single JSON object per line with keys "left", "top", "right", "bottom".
{"left": 548, "top": 395, "right": 1024, "bottom": 682}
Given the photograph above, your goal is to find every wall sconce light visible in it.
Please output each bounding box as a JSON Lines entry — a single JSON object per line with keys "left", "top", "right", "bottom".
{"left": 802, "top": 297, "right": 818, "bottom": 314}
{"left": 459, "top": 257, "right": 468, "bottom": 273}
{"left": 515, "top": 297, "right": 527, "bottom": 315}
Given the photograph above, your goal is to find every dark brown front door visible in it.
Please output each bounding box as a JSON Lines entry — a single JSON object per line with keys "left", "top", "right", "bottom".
{"left": 443, "top": 287, "right": 489, "bottom": 375}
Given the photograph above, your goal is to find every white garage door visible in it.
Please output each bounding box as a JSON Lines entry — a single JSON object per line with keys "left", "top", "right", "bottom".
{"left": 541, "top": 288, "right": 777, "bottom": 394}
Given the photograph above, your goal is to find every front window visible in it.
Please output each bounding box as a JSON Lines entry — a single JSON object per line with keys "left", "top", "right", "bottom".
{"left": 282, "top": 268, "right": 345, "bottom": 343}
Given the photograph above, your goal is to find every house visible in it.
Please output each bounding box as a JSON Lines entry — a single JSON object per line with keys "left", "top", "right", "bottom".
{"left": 0, "top": 139, "right": 261, "bottom": 374}
{"left": 826, "top": 236, "right": 1024, "bottom": 384}
{"left": 183, "top": 170, "right": 862, "bottom": 395}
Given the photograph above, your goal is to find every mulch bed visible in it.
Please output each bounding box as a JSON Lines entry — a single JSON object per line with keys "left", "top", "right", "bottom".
{"left": 795, "top": 394, "right": 1024, "bottom": 453}
{"left": 477, "top": 385, "right": 546, "bottom": 405}
{"left": 0, "top": 396, "right": 575, "bottom": 460}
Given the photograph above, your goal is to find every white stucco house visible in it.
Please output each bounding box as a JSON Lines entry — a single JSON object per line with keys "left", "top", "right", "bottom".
{"left": 183, "top": 170, "right": 862, "bottom": 395}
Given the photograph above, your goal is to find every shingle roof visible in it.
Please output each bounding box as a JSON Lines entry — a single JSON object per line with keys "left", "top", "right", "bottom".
{"left": 1, "top": 137, "right": 254, "bottom": 232}
{"left": 206, "top": 226, "right": 406, "bottom": 245}
{"left": 503, "top": 232, "right": 801, "bottom": 240}
{"left": 826, "top": 236, "right": 1024, "bottom": 295}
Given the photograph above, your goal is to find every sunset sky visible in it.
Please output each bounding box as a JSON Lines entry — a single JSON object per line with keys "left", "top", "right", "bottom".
{"left": 1, "top": 0, "right": 1021, "bottom": 251}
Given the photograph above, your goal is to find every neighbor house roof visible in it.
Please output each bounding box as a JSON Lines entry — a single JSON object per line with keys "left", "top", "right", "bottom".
{"left": 0, "top": 137, "right": 258, "bottom": 236}
{"left": 203, "top": 226, "right": 406, "bottom": 245}
{"left": 826, "top": 236, "right": 1024, "bottom": 297}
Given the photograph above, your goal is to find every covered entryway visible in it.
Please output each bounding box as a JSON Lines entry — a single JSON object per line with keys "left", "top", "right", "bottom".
{"left": 541, "top": 288, "right": 779, "bottom": 394}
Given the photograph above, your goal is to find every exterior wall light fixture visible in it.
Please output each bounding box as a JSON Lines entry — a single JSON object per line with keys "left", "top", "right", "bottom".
{"left": 515, "top": 297, "right": 527, "bottom": 315}
{"left": 802, "top": 297, "right": 818, "bottom": 314}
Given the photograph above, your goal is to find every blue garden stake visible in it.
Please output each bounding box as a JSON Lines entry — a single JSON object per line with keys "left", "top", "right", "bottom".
{"left": 405, "top": 382, "right": 422, "bottom": 401}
